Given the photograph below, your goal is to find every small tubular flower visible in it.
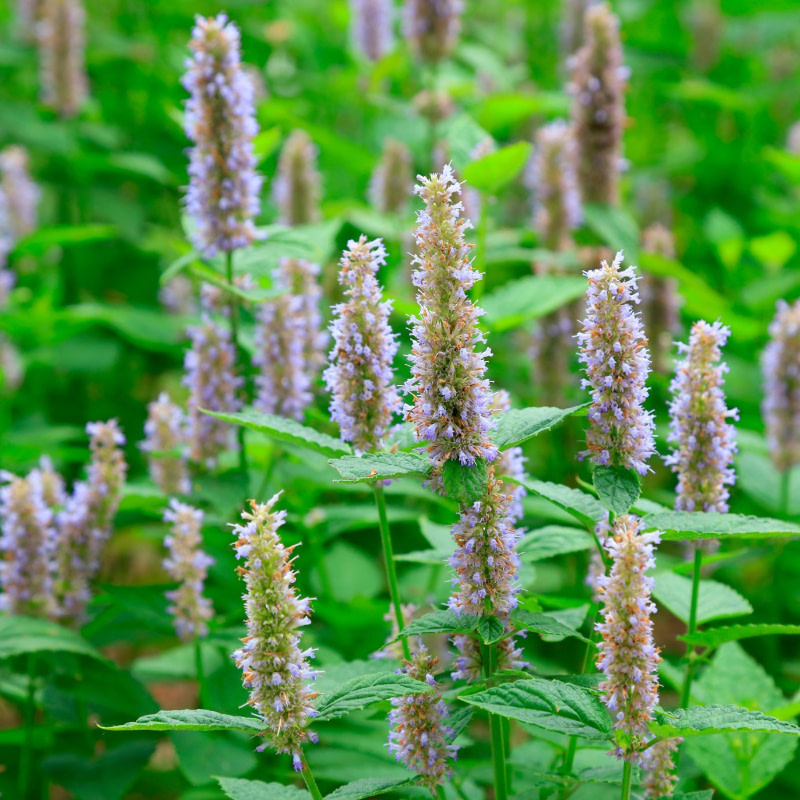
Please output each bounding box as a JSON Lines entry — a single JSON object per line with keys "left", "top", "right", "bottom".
{"left": 388, "top": 647, "right": 458, "bottom": 788}
{"left": 324, "top": 236, "right": 400, "bottom": 452}
{"left": 576, "top": 251, "right": 655, "bottom": 475}
{"left": 184, "top": 315, "right": 243, "bottom": 468}
{"left": 273, "top": 130, "right": 321, "bottom": 227}
{"left": 762, "top": 299, "right": 800, "bottom": 472}
{"left": 182, "top": 14, "right": 262, "bottom": 258}
{"left": 369, "top": 139, "right": 413, "bottom": 215}
{"left": 163, "top": 500, "right": 214, "bottom": 641}
{"left": 231, "top": 495, "right": 319, "bottom": 769}
{"left": 0, "top": 146, "right": 40, "bottom": 242}
{"left": 403, "top": 0, "right": 463, "bottom": 63}
{"left": 350, "top": 0, "right": 394, "bottom": 62}
{"left": 404, "top": 165, "right": 496, "bottom": 468}
{"left": 142, "top": 392, "right": 190, "bottom": 496}
{"left": 254, "top": 258, "right": 327, "bottom": 421}
{"left": 569, "top": 3, "right": 627, "bottom": 205}
{"left": 595, "top": 514, "right": 661, "bottom": 760}
{"left": 665, "top": 320, "right": 738, "bottom": 513}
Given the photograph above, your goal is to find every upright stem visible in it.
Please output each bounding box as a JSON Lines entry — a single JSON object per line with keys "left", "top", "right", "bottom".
{"left": 780, "top": 469, "right": 791, "bottom": 517}
{"left": 301, "top": 755, "right": 325, "bottom": 800}
{"left": 473, "top": 193, "right": 489, "bottom": 301}
{"left": 620, "top": 760, "right": 633, "bottom": 800}
{"left": 482, "top": 643, "right": 509, "bottom": 800}
{"left": 373, "top": 484, "right": 410, "bottom": 660}
{"left": 19, "top": 654, "right": 35, "bottom": 797}
{"left": 195, "top": 639, "right": 206, "bottom": 708}
{"left": 680, "top": 547, "right": 703, "bottom": 709}
{"left": 435, "top": 786, "right": 447, "bottom": 800}
{"left": 226, "top": 251, "right": 247, "bottom": 477}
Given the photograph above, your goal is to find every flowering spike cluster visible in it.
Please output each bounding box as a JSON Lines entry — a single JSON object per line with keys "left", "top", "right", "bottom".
{"left": 369, "top": 139, "right": 413, "bottom": 215}
{"left": 642, "top": 737, "right": 681, "bottom": 798}
{"left": 665, "top": 320, "right": 738, "bottom": 513}
{"left": 403, "top": 0, "right": 464, "bottom": 64}
{"left": 0, "top": 146, "right": 40, "bottom": 242}
{"left": 388, "top": 647, "right": 458, "bottom": 789}
{"left": 55, "top": 420, "right": 127, "bottom": 625}
{"left": 350, "top": 0, "right": 394, "bottom": 62}
{"left": 37, "top": 0, "right": 88, "bottom": 118}
{"left": 561, "top": 0, "right": 601, "bottom": 59}
{"left": 324, "top": 236, "right": 400, "bottom": 453}
{"left": 570, "top": 3, "right": 627, "bottom": 205}
{"left": 489, "top": 390, "right": 526, "bottom": 522}
{"left": 404, "top": 165, "right": 497, "bottom": 467}
{"left": 0, "top": 337, "right": 23, "bottom": 390}
{"left": 0, "top": 262, "right": 15, "bottom": 311}
{"left": 576, "top": 251, "right": 656, "bottom": 475}
{"left": 14, "top": 0, "right": 42, "bottom": 41}
{"left": 159, "top": 275, "right": 196, "bottom": 316}
{"left": 231, "top": 494, "right": 320, "bottom": 770}
{"left": 182, "top": 14, "right": 262, "bottom": 258}
{"left": 451, "top": 629, "right": 527, "bottom": 683}
{"left": 0, "top": 469, "right": 57, "bottom": 617}
{"left": 373, "top": 602, "right": 418, "bottom": 660}
{"left": 142, "top": 392, "right": 191, "bottom": 496}
{"left": 184, "top": 315, "right": 243, "bottom": 467}
{"left": 788, "top": 122, "right": 800, "bottom": 155}
{"left": 200, "top": 273, "right": 256, "bottom": 316}
{"left": 527, "top": 121, "right": 582, "bottom": 252}
{"left": 448, "top": 469, "right": 521, "bottom": 617}
{"left": 163, "top": 500, "right": 214, "bottom": 641}
{"left": 762, "top": 299, "right": 800, "bottom": 472}
{"left": 595, "top": 514, "right": 662, "bottom": 760}
{"left": 530, "top": 308, "right": 575, "bottom": 406}
{"left": 254, "top": 258, "right": 327, "bottom": 421}
{"left": 273, "top": 130, "right": 321, "bottom": 227}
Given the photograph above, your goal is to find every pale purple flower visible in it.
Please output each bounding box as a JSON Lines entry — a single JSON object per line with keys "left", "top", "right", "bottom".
{"left": 273, "top": 130, "right": 321, "bottom": 227}
{"left": 665, "top": 320, "right": 738, "bottom": 513}
{"left": 451, "top": 629, "right": 527, "bottom": 683}
{"left": 184, "top": 315, "right": 243, "bottom": 468}
{"left": 0, "top": 146, "right": 40, "bottom": 242}
{"left": 762, "top": 299, "right": 800, "bottom": 472}
{"left": 372, "top": 602, "right": 418, "bottom": 661}
{"left": 159, "top": 275, "right": 196, "bottom": 316}
{"left": 163, "top": 500, "right": 214, "bottom": 641}
{"left": 324, "top": 236, "right": 400, "bottom": 452}
{"left": 0, "top": 336, "right": 23, "bottom": 390}
{"left": 0, "top": 264, "right": 15, "bottom": 312}
{"left": 200, "top": 273, "right": 256, "bottom": 316}
{"left": 404, "top": 165, "right": 497, "bottom": 468}
{"left": 183, "top": 14, "right": 262, "bottom": 258}
{"left": 561, "top": 0, "right": 601, "bottom": 59}
{"left": 254, "top": 258, "right": 327, "bottom": 421}
{"left": 642, "top": 737, "right": 681, "bottom": 798}
{"left": 388, "top": 646, "right": 458, "bottom": 788}
{"left": 403, "top": 0, "right": 463, "bottom": 63}
{"left": 489, "top": 390, "right": 526, "bottom": 523}
{"left": 595, "top": 514, "right": 662, "bottom": 761}
{"left": 15, "top": 0, "right": 42, "bottom": 41}
{"left": 569, "top": 3, "right": 627, "bottom": 205}
{"left": 369, "top": 139, "right": 413, "bottom": 215}
{"left": 37, "top": 0, "right": 88, "bottom": 118}
{"left": 576, "top": 251, "right": 656, "bottom": 475}
{"left": 142, "top": 392, "right": 191, "bottom": 496}
{"left": 231, "top": 494, "right": 320, "bottom": 770}
{"left": 350, "top": 0, "right": 394, "bottom": 62}
{"left": 788, "top": 121, "right": 800, "bottom": 155}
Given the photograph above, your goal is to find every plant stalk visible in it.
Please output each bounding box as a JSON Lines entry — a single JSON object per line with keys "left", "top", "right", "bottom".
{"left": 225, "top": 250, "right": 247, "bottom": 477}
{"left": 195, "top": 639, "right": 206, "bottom": 708}
{"left": 482, "top": 643, "right": 509, "bottom": 800}
{"left": 301, "top": 755, "right": 325, "bottom": 800}
{"left": 620, "top": 760, "right": 633, "bottom": 800}
{"left": 19, "top": 654, "right": 35, "bottom": 797}
{"left": 780, "top": 469, "right": 791, "bottom": 517}
{"left": 680, "top": 547, "right": 703, "bottom": 709}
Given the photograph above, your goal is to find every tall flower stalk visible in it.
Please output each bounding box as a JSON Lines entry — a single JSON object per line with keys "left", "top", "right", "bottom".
{"left": 403, "top": 0, "right": 464, "bottom": 64}
{"left": 350, "top": 0, "right": 394, "bottom": 62}
{"left": 38, "top": 0, "right": 88, "bottom": 117}
{"left": 142, "top": 392, "right": 190, "bottom": 496}
{"left": 273, "top": 130, "right": 321, "bottom": 227}
{"left": 369, "top": 139, "right": 413, "bottom": 216}
{"left": 0, "top": 146, "right": 40, "bottom": 242}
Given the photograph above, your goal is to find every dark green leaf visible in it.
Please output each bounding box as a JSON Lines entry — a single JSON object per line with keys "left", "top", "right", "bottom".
{"left": 315, "top": 673, "right": 433, "bottom": 722}
{"left": 650, "top": 705, "right": 800, "bottom": 739}
{"left": 328, "top": 451, "right": 431, "bottom": 482}
{"left": 0, "top": 616, "right": 107, "bottom": 662}
{"left": 492, "top": 404, "right": 589, "bottom": 450}
{"left": 518, "top": 525, "right": 594, "bottom": 562}
{"left": 462, "top": 141, "right": 533, "bottom": 194}
{"left": 680, "top": 624, "right": 800, "bottom": 651}
{"left": 100, "top": 709, "right": 265, "bottom": 733}
{"left": 653, "top": 573, "right": 752, "bottom": 625}
{"left": 217, "top": 778, "right": 311, "bottom": 800}
{"left": 392, "top": 609, "right": 480, "bottom": 642}
{"left": 478, "top": 616, "right": 506, "bottom": 645}
{"left": 324, "top": 777, "right": 416, "bottom": 800}
{"left": 441, "top": 458, "right": 489, "bottom": 504}
{"left": 517, "top": 479, "right": 605, "bottom": 527}
{"left": 593, "top": 466, "right": 641, "bottom": 517}
{"left": 641, "top": 511, "right": 800, "bottom": 541}
{"left": 511, "top": 610, "right": 591, "bottom": 643}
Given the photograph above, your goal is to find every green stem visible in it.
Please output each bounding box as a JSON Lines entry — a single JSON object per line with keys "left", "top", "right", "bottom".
{"left": 373, "top": 484, "right": 411, "bottom": 661}
{"left": 301, "top": 756, "right": 325, "bottom": 800}
{"left": 19, "top": 654, "right": 35, "bottom": 797}
{"left": 473, "top": 192, "right": 489, "bottom": 301}
{"left": 780, "top": 469, "right": 791, "bottom": 517}
{"left": 680, "top": 547, "right": 703, "bottom": 709}
{"left": 620, "top": 760, "right": 633, "bottom": 800}
{"left": 226, "top": 251, "right": 247, "bottom": 478}
{"left": 195, "top": 639, "right": 206, "bottom": 709}
{"left": 435, "top": 786, "right": 447, "bottom": 800}
{"left": 483, "top": 643, "right": 509, "bottom": 800}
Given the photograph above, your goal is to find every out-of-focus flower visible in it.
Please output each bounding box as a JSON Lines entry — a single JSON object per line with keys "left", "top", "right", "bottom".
{"left": 159, "top": 275, "right": 196, "bottom": 316}
{"left": 38, "top": 0, "right": 88, "bottom": 117}
{"left": 372, "top": 602, "right": 418, "bottom": 660}
{"left": 200, "top": 273, "right": 256, "bottom": 316}
{"left": 530, "top": 308, "right": 575, "bottom": 407}
{"left": 642, "top": 737, "right": 681, "bottom": 798}
{"left": 369, "top": 140, "right": 413, "bottom": 215}
{"left": 451, "top": 629, "right": 527, "bottom": 683}
{"left": 273, "top": 130, "right": 321, "bottom": 227}
{"left": 788, "top": 121, "right": 800, "bottom": 155}
{"left": 142, "top": 392, "right": 191, "bottom": 496}
{"left": 350, "top": 0, "right": 394, "bottom": 61}
{"left": 182, "top": 14, "right": 262, "bottom": 258}
{"left": 561, "top": 0, "right": 601, "bottom": 60}
{"left": 0, "top": 146, "right": 40, "bottom": 242}
{"left": 489, "top": 390, "right": 526, "bottom": 523}
{"left": 403, "top": 0, "right": 463, "bottom": 63}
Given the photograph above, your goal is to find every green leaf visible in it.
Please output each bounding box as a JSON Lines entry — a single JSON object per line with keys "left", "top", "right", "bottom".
{"left": 441, "top": 458, "right": 489, "bottom": 504}
{"left": 462, "top": 141, "right": 533, "bottom": 194}
{"left": 13, "top": 224, "right": 117, "bottom": 255}
{"left": 314, "top": 672, "right": 433, "bottom": 722}
{"left": 393, "top": 609, "right": 480, "bottom": 641}
{"left": 482, "top": 275, "right": 587, "bottom": 332}
{"left": 518, "top": 525, "right": 594, "bottom": 562}
{"left": 593, "top": 466, "right": 641, "bottom": 517}
{"left": 328, "top": 451, "right": 431, "bottom": 482}
{"left": 581, "top": 204, "right": 640, "bottom": 259}
{"left": 201, "top": 408, "right": 351, "bottom": 457}
{"left": 173, "top": 731, "right": 257, "bottom": 786}
{"left": 0, "top": 616, "right": 107, "bottom": 662}
{"left": 100, "top": 709, "right": 265, "bottom": 734}
{"left": 641, "top": 511, "right": 800, "bottom": 541}
{"left": 650, "top": 705, "right": 800, "bottom": 739}
{"left": 492, "top": 404, "right": 589, "bottom": 450}
{"left": 437, "top": 113, "right": 491, "bottom": 168}
{"left": 478, "top": 616, "right": 506, "bottom": 645}
{"left": 517, "top": 479, "right": 605, "bottom": 528}
{"left": 217, "top": 778, "right": 311, "bottom": 800}
{"left": 460, "top": 678, "right": 612, "bottom": 740}
{"left": 653, "top": 572, "right": 753, "bottom": 625}
{"left": 680, "top": 624, "right": 800, "bottom": 651}
{"left": 324, "top": 777, "right": 416, "bottom": 800}
{"left": 510, "top": 610, "right": 591, "bottom": 644}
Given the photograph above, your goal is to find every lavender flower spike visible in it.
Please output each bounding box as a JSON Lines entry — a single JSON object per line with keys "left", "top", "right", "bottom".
{"left": 163, "top": 500, "right": 214, "bottom": 641}
{"left": 0, "top": 146, "right": 40, "bottom": 242}
{"left": 388, "top": 647, "right": 458, "bottom": 789}
{"left": 369, "top": 139, "right": 413, "bottom": 216}
{"left": 595, "top": 514, "right": 662, "bottom": 760}
{"left": 142, "top": 392, "right": 190, "bottom": 496}
{"left": 184, "top": 315, "right": 243, "bottom": 468}
{"left": 666, "top": 320, "right": 738, "bottom": 512}
{"left": 762, "top": 299, "right": 800, "bottom": 472}
{"left": 350, "top": 0, "right": 394, "bottom": 62}
{"left": 324, "top": 236, "right": 400, "bottom": 452}
{"left": 183, "top": 13, "right": 262, "bottom": 258}
{"left": 489, "top": 390, "right": 526, "bottom": 523}
{"left": 273, "top": 130, "right": 321, "bottom": 227}
{"left": 232, "top": 494, "right": 320, "bottom": 769}
{"left": 576, "top": 251, "right": 656, "bottom": 475}
{"left": 404, "top": 164, "right": 497, "bottom": 468}
{"left": 38, "top": 0, "right": 88, "bottom": 118}
{"left": 642, "top": 737, "right": 681, "bottom": 798}
{"left": 403, "top": 0, "right": 464, "bottom": 64}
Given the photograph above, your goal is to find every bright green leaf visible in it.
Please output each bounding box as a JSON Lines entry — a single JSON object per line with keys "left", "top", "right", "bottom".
{"left": 680, "top": 624, "right": 800, "bottom": 651}
{"left": 593, "top": 466, "right": 641, "bottom": 517}
{"left": 492, "top": 404, "right": 589, "bottom": 450}
{"left": 441, "top": 458, "right": 489, "bottom": 504}
{"left": 462, "top": 141, "right": 533, "bottom": 195}
{"left": 217, "top": 778, "right": 311, "bottom": 800}
{"left": 510, "top": 610, "right": 591, "bottom": 643}
{"left": 516, "top": 479, "right": 605, "bottom": 528}
{"left": 328, "top": 451, "right": 430, "bottom": 482}
{"left": 641, "top": 511, "right": 800, "bottom": 542}
{"left": 101, "top": 709, "right": 265, "bottom": 734}
{"left": 653, "top": 572, "right": 752, "bottom": 625}
{"left": 651, "top": 705, "right": 800, "bottom": 739}
{"left": 324, "top": 777, "right": 416, "bottom": 800}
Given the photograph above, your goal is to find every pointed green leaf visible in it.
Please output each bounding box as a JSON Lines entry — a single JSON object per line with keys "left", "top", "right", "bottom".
{"left": 516, "top": 479, "right": 605, "bottom": 528}
{"left": 680, "top": 624, "right": 800, "bottom": 651}
{"left": 441, "top": 458, "right": 489, "bottom": 504}
{"left": 324, "top": 777, "right": 416, "bottom": 800}
{"left": 462, "top": 141, "right": 533, "bottom": 194}
{"left": 641, "top": 511, "right": 800, "bottom": 541}
{"left": 593, "top": 466, "right": 641, "bottom": 517}
{"left": 510, "top": 610, "right": 591, "bottom": 644}
{"left": 650, "top": 705, "right": 800, "bottom": 739}
{"left": 460, "top": 678, "right": 612, "bottom": 740}
{"left": 101, "top": 709, "right": 265, "bottom": 733}
{"left": 328, "top": 452, "right": 431, "bottom": 482}
{"left": 518, "top": 525, "right": 594, "bottom": 562}
{"left": 217, "top": 778, "right": 311, "bottom": 800}
{"left": 478, "top": 616, "right": 506, "bottom": 645}
{"left": 391, "top": 610, "right": 479, "bottom": 642}
{"left": 653, "top": 573, "right": 752, "bottom": 625}
{"left": 492, "top": 404, "right": 589, "bottom": 450}
{"left": 201, "top": 408, "right": 351, "bottom": 457}
{"left": 0, "top": 616, "right": 107, "bottom": 662}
